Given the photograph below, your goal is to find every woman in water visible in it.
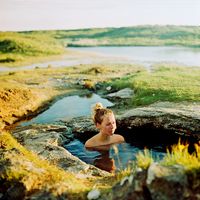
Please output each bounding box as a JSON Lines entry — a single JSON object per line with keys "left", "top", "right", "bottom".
{"left": 85, "top": 102, "right": 124, "bottom": 148}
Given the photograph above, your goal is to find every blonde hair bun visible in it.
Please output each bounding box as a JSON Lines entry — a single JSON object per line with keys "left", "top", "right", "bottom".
{"left": 94, "top": 102, "right": 104, "bottom": 111}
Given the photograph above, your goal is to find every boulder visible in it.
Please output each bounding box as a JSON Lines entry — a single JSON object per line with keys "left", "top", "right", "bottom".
{"left": 107, "top": 88, "right": 134, "bottom": 99}
{"left": 117, "top": 102, "right": 200, "bottom": 140}
{"left": 61, "top": 116, "right": 97, "bottom": 141}
{"left": 146, "top": 163, "right": 188, "bottom": 200}
{"left": 60, "top": 102, "right": 200, "bottom": 142}
{"left": 110, "top": 163, "right": 200, "bottom": 200}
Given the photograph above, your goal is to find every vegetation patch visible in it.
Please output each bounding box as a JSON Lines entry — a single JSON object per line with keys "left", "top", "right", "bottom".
{"left": 135, "top": 148, "right": 154, "bottom": 170}
{"left": 135, "top": 140, "right": 200, "bottom": 171}
{"left": 161, "top": 140, "right": 200, "bottom": 171}
{"left": 109, "top": 64, "right": 200, "bottom": 107}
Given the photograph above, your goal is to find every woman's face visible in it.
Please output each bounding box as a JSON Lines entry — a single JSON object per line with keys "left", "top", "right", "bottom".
{"left": 98, "top": 113, "right": 116, "bottom": 136}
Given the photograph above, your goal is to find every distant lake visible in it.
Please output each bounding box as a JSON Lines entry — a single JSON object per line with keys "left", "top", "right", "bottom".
{"left": 1, "top": 46, "right": 200, "bottom": 72}
{"left": 71, "top": 46, "right": 200, "bottom": 68}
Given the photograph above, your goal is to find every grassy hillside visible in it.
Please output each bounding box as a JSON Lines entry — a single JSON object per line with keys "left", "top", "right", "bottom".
{"left": 50, "top": 25, "right": 200, "bottom": 47}
{"left": 0, "top": 32, "right": 65, "bottom": 65}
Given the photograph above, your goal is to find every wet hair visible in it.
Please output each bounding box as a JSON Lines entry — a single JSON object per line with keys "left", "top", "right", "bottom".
{"left": 92, "top": 102, "right": 113, "bottom": 125}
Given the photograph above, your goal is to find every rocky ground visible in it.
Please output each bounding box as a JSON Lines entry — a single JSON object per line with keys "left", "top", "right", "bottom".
{"left": 0, "top": 63, "right": 200, "bottom": 199}
{"left": 6, "top": 98, "right": 200, "bottom": 200}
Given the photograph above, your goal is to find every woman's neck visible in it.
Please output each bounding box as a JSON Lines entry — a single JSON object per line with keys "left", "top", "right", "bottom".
{"left": 99, "top": 132, "right": 110, "bottom": 142}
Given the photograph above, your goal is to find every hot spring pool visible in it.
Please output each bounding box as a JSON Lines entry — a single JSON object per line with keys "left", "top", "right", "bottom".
{"left": 19, "top": 93, "right": 182, "bottom": 173}
{"left": 64, "top": 139, "right": 166, "bottom": 173}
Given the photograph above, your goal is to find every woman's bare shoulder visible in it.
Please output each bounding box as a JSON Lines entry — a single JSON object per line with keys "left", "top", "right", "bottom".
{"left": 85, "top": 135, "right": 98, "bottom": 148}
{"left": 113, "top": 134, "right": 125, "bottom": 143}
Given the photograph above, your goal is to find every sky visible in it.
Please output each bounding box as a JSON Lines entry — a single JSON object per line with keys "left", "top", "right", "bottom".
{"left": 0, "top": 0, "right": 200, "bottom": 31}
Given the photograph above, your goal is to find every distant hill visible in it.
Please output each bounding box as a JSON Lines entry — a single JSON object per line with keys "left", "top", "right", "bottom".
{"left": 48, "top": 25, "right": 200, "bottom": 47}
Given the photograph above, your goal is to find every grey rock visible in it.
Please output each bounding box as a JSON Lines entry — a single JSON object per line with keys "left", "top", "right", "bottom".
{"left": 117, "top": 102, "right": 200, "bottom": 139}
{"left": 12, "top": 124, "right": 109, "bottom": 178}
{"left": 146, "top": 163, "right": 188, "bottom": 200}
{"left": 107, "top": 88, "right": 134, "bottom": 99}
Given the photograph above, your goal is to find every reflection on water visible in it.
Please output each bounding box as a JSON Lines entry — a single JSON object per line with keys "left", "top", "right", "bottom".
{"left": 21, "top": 93, "right": 113, "bottom": 126}
{"left": 94, "top": 151, "right": 116, "bottom": 173}
{"left": 86, "top": 144, "right": 120, "bottom": 173}
{"left": 65, "top": 139, "right": 166, "bottom": 173}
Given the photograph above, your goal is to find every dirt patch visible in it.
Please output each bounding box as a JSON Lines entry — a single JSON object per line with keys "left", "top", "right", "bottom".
{"left": 0, "top": 88, "right": 50, "bottom": 129}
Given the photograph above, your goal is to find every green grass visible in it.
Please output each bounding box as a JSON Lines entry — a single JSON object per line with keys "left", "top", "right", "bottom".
{"left": 0, "top": 32, "right": 64, "bottom": 55}
{"left": 0, "top": 32, "right": 65, "bottom": 65}
{"left": 109, "top": 64, "right": 200, "bottom": 106}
